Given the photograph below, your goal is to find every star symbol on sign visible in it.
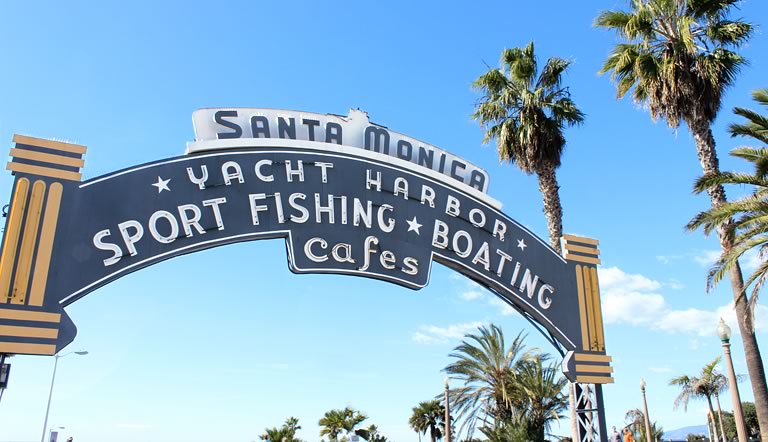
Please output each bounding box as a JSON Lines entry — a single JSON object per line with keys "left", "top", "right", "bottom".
{"left": 406, "top": 217, "right": 422, "bottom": 235}
{"left": 152, "top": 176, "right": 171, "bottom": 193}
{"left": 517, "top": 239, "right": 527, "bottom": 251}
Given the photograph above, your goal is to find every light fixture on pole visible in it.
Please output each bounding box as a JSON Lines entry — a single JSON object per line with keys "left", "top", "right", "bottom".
{"left": 444, "top": 376, "right": 451, "bottom": 442}
{"left": 717, "top": 318, "right": 747, "bottom": 442}
{"left": 640, "top": 378, "right": 652, "bottom": 442}
{"left": 40, "top": 350, "right": 88, "bottom": 442}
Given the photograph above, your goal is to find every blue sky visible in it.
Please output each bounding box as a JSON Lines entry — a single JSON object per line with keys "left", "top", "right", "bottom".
{"left": 1, "top": 1, "right": 768, "bottom": 441}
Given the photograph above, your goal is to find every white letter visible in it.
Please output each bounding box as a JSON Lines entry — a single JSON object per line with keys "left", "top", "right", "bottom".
{"left": 249, "top": 193, "right": 269, "bottom": 225}
{"left": 177, "top": 204, "right": 205, "bottom": 237}
{"left": 222, "top": 161, "right": 244, "bottom": 185}
{"left": 187, "top": 165, "right": 208, "bottom": 190}
{"left": 520, "top": 269, "right": 539, "bottom": 299}
{"left": 359, "top": 236, "right": 379, "bottom": 271}
{"left": 469, "top": 208, "right": 486, "bottom": 228}
{"left": 471, "top": 241, "right": 491, "bottom": 271}
{"left": 366, "top": 169, "right": 381, "bottom": 191}
{"left": 149, "top": 211, "right": 179, "bottom": 244}
{"left": 332, "top": 243, "right": 355, "bottom": 263}
{"left": 420, "top": 185, "right": 435, "bottom": 208}
{"left": 452, "top": 230, "right": 473, "bottom": 258}
{"left": 289, "top": 193, "right": 309, "bottom": 223}
{"left": 538, "top": 284, "right": 554, "bottom": 310}
{"left": 353, "top": 199, "right": 372, "bottom": 228}
{"left": 380, "top": 250, "right": 396, "bottom": 269}
{"left": 446, "top": 195, "right": 460, "bottom": 217}
{"left": 118, "top": 220, "right": 144, "bottom": 256}
{"left": 377, "top": 204, "right": 395, "bottom": 233}
{"left": 314, "top": 193, "right": 335, "bottom": 224}
{"left": 203, "top": 197, "right": 226, "bottom": 230}
{"left": 432, "top": 220, "right": 449, "bottom": 249}
{"left": 255, "top": 160, "right": 274, "bottom": 182}
{"left": 304, "top": 237, "right": 328, "bottom": 262}
{"left": 285, "top": 160, "right": 304, "bottom": 182}
{"left": 496, "top": 250, "right": 513, "bottom": 277}
{"left": 315, "top": 162, "right": 333, "bottom": 183}
{"left": 493, "top": 219, "right": 507, "bottom": 242}
{"left": 402, "top": 257, "right": 419, "bottom": 275}
{"left": 393, "top": 177, "right": 409, "bottom": 200}
{"left": 93, "top": 229, "right": 122, "bottom": 266}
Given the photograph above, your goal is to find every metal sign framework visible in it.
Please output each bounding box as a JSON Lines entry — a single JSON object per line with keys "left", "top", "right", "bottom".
{"left": 0, "top": 116, "right": 613, "bottom": 440}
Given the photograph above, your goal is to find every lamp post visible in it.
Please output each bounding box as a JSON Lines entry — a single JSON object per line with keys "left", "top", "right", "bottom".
{"left": 640, "top": 378, "right": 653, "bottom": 442}
{"left": 40, "top": 350, "right": 88, "bottom": 442}
{"left": 717, "top": 318, "right": 747, "bottom": 442}
{"left": 444, "top": 377, "right": 451, "bottom": 442}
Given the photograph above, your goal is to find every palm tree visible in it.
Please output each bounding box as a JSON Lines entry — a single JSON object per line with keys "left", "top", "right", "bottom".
{"left": 319, "top": 407, "right": 368, "bottom": 442}
{"left": 472, "top": 41, "right": 584, "bottom": 253}
{"left": 595, "top": 2, "right": 768, "bottom": 435}
{"left": 670, "top": 358, "right": 728, "bottom": 441}
{"left": 409, "top": 400, "right": 445, "bottom": 442}
{"left": 444, "top": 324, "right": 535, "bottom": 437}
{"left": 688, "top": 90, "right": 768, "bottom": 329}
{"left": 472, "top": 47, "right": 583, "bottom": 436}
{"left": 626, "top": 408, "right": 664, "bottom": 442}
{"left": 515, "top": 356, "right": 569, "bottom": 440}
{"left": 260, "top": 417, "right": 304, "bottom": 442}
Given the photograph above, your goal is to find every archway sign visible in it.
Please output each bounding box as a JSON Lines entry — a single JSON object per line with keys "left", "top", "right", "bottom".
{"left": 0, "top": 109, "right": 612, "bottom": 440}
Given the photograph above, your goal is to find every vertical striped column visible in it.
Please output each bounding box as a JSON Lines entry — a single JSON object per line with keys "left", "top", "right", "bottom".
{"left": 0, "top": 134, "right": 85, "bottom": 355}
{"left": 562, "top": 234, "right": 613, "bottom": 385}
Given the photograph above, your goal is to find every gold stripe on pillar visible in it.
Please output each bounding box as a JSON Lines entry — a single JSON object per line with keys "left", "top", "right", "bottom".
{"left": 574, "top": 265, "right": 590, "bottom": 351}
{"left": 29, "top": 183, "right": 63, "bottom": 306}
{"left": 0, "top": 342, "right": 56, "bottom": 355}
{"left": 584, "top": 266, "right": 601, "bottom": 351}
{"left": 11, "top": 180, "right": 46, "bottom": 304}
{"left": 590, "top": 267, "right": 606, "bottom": 351}
{"left": 0, "top": 178, "right": 30, "bottom": 303}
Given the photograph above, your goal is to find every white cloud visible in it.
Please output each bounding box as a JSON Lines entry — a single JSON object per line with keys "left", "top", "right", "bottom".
{"left": 461, "top": 290, "right": 484, "bottom": 300}
{"left": 488, "top": 297, "right": 516, "bottom": 316}
{"left": 412, "top": 321, "right": 485, "bottom": 345}
{"left": 599, "top": 267, "right": 666, "bottom": 325}
{"left": 598, "top": 266, "right": 768, "bottom": 337}
{"left": 118, "top": 423, "right": 152, "bottom": 429}
{"left": 666, "top": 279, "right": 684, "bottom": 290}
{"left": 693, "top": 250, "right": 722, "bottom": 267}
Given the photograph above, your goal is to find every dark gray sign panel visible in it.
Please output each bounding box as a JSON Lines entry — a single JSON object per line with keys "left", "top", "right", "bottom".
{"left": 0, "top": 135, "right": 612, "bottom": 385}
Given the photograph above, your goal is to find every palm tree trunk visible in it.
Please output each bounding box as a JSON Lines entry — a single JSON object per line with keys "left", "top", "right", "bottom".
{"left": 430, "top": 427, "right": 436, "bottom": 442}
{"left": 536, "top": 162, "right": 563, "bottom": 253}
{"left": 707, "top": 396, "right": 721, "bottom": 442}
{"left": 569, "top": 383, "right": 578, "bottom": 442}
{"left": 716, "top": 393, "right": 727, "bottom": 442}
{"left": 536, "top": 162, "right": 576, "bottom": 439}
{"left": 709, "top": 411, "right": 719, "bottom": 442}
{"left": 689, "top": 115, "right": 768, "bottom": 441}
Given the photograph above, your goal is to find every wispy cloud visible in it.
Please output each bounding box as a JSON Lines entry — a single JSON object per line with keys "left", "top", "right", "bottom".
{"left": 450, "top": 274, "right": 519, "bottom": 316}
{"left": 118, "top": 423, "right": 152, "bottom": 429}
{"left": 648, "top": 366, "right": 672, "bottom": 374}
{"left": 412, "top": 321, "right": 485, "bottom": 345}
{"left": 599, "top": 266, "right": 768, "bottom": 336}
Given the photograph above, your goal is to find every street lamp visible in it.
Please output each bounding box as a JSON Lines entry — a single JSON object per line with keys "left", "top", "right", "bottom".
{"left": 40, "top": 350, "right": 88, "bottom": 442}
{"left": 444, "top": 377, "right": 451, "bottom": 442}
{"left": 640, "top": 378, "right": 652, "bottom": 442}
{"left": 717, "top": 318, "right": 747, "bottom": 442}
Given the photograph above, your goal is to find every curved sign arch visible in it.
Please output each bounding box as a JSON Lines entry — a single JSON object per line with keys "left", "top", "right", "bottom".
{"left": 0, "top": 109, "right": 612, "bottom": 390}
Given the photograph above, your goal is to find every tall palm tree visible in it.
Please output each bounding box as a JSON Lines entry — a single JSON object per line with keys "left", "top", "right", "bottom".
{"left": 595, "top": 2, "right": 768, "bottom": 436}
{"left": 515, "top": 356, "right": 569, "bottom": 440}
{"left": 409, "top": 400, "right": 445, "bottom": 442}
{"left": 472, "top": 41, "right": 584, "bottom": 253}
{"left": 688, "top": 89, "right": 768, "bottom": 329}
{"left": 472, "top": 41, "right": 584, "bottom": 439}
{"left": 670, "top": 357, "right": 728, "bottom": 441}
{"left": 444, "top": 324, "right": 535, "bottom": 437}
